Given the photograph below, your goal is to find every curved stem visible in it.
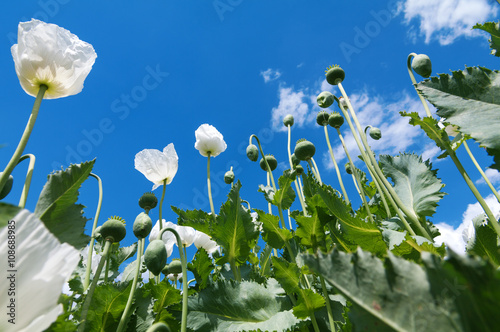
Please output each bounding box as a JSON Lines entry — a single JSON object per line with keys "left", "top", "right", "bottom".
{"left": 17, "top": 154, "right": 35, "bottom": 209}
{"left": 207, "top": 153, "right": 217, "bottom": 221}
{"left": 250, "top": 134, "right": 277, "bottom": 191}
{"left": 83, "top": 173, "right": 104, "bottom": 291}
{"left": 157, "top": 227, "right": 189, "bottom": 332}
{"left": 116, "top": 238, "right": 144, "bottom": 332}
{"left": 0, "top": 85, "right": 47, "bottom": 193}
{"left": 407, "top": 53, "right": 432, "bottom": 117}
{"left": 324, "top": 125, "right": 350, "bottom": 204}
{"left": 320, "top": 276, "right": 336, "bottom": 332}
{"left": 78, "top": 240, "right": 112, "bottom": 332}
{"left": 463, "top": 140, "right": 500, "bottom": 204}
{"left": 267, "top": 173, "right": 273, "bottom": 215}
{"left": 311, "top": 157, "right": 323, "bottom": 185}
{"left": 159, "top": 179, "right": 167, "bottom": 231}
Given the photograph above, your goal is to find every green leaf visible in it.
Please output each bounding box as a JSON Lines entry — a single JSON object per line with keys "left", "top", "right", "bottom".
{"left": 172, "top": 206, "right": 213, "bottom": 235}
{"left": 107, "top": 242, "right": 138, "bottom": 281}
{"left": 34, "top": 161, "right": 95, "bottom": 249}
{"left": 303, "top": 248, "right": 500, "bottom": 332}
{"left": 379, "top": 153, "right": 446, "bottom": 220}
{"left": 188, "top": 248, "right": 215, "bottom": 289}
{"left": 255, "top": 209, "right": 292, "bottom": 249}
{"left": 259, "top": 243, "right": 273, "bottom": 277}
{"left": 0, "top": 202, "right": 21, "bottom": 228}
{"left": 466, "top": 214, "right": 500, "bottom": 266}
{"left": 293, "top": 289, "right": 326, "bottom": 319}
{"left": 294, "top": 195, "right": 329, "bottom": 251}
{"left": 84, "top": 281, "right": 132, "bottom": 332}
{"left": 271, "top": 256, "right": 301, "bottom": 294}
{"left": 382, "top": 228, "right": 445, "bottom": 260}
{"left": 213, "top": 181, "right": 260, "bottom": 265}
{"left": 125, "top": 286, "right": 155, "bottom": 332}
{"left": 416, "top": 66, "right": 500, "bottom": 170}
{"left": 317, "top": 186, "right": 387, "bottom": 256}
{"left": 147, "top": 281, "right": 182, "bottom": 324}
{"left": 187, "top": 278, "right": 302, "bottom": 332}
{"left": 473, "top": 22, "right": 500, "bottom": 57}
{"left": 258, "top": 171, "right": 297, "bottom": 210}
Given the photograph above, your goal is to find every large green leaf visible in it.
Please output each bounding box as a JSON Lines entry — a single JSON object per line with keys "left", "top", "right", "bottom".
{"left": 188, "top": 248, "right": 215, "bottom": 289}
{"left": 317, "top": 185, "right": 387, "bottom": 256}
{"left": 294, "top": 195, "right": 330, "bottom": 251}
{"left": 466, "top": 214, "right": 500, "bottom": 266}
{"left": 416, "top": 66, "right": 500, "bottom": 170}
{"left": 258, "top": 171, "right": 296, "bottom": 210}
{"left": 379, "top": 153, "right": 446, "bottom": 220}
{"left": 125, "top": 286, "right": 155, "bottom": 332}
{"left": 255, "top": 209, "right": 292, "bottom": 249}
{"left": 34, "top": 160, "right": 95, "bottom": 249}
{"left": 473, "top": 22, "right": 500, "bottom": 57}
{"left": 147, "top": 281, "right": 182, "bottom": 325}
{"left": 382, "top": 228, "right": 445, "bottom": 260}
{"left": 83, "top": 281, "right": 132, "bottom": 332}
{"left": 213, "top": 181, "right": 260, "bottom": 265}
{"left": 303, "top": 248, "right": 500, "bottom": 332}
{"left": 187, "top": 278, "right": 303, "bottom": 331}
{"left": 172, "top": 206, "right": 213, "bottom": 235}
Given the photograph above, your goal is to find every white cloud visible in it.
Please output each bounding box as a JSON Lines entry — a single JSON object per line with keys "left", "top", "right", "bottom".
{"left": 475, "top": 168, "right": 500, "bottom": 185}
{"left": 270, "top": 86, "right": 312, "bottom": 132}
{"left": 260, "top": 68, "right": 282, "bottom": 83}
{"left": 421, "top": 143, "right": 442, "bottom": 163}
{"left": 434, "top": 193, "right": 500, "bottom": 254}
{"left": 400, "top": 0, "right": 498, "bottom": 45}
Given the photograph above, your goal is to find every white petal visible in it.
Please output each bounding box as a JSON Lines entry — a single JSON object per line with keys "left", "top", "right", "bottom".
{"left": 176, "top": 225, "right": 196, "bottom": 247}
{"left": 11, "top": 19, "right": 96, "bottom": 99}
{"left": 0, "top": 210, "right": 80, "bottom": 332}
{"left": 135, "top": 144, "right": 178, "bottom": 188}
{"left": 194, "top": 124, "right": 227, "bottom": 157}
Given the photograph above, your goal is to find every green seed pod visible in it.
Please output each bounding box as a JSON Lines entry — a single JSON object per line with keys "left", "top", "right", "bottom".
{"left": 100, "top": 217, "right": 126, "bottom": 243}
{"left": 259, "top": 154, "right": 278, "bottom": 171}
{"left": 316, "top": 111, "right": 330, "bottom": 126}
{"left": 246, "top": 144, "right": 259, "bottom": 162}
{"left": 133, "top": 212, "right": 153, "bottom": 239}
{"left": 146, "top": 322, "right": 171, "bottom": 332}
{"left": 291, "top": 153, "right": 300, "bottom": 167}
{"left": 411, "top": 54, "right": 432, "bottom": 78}
{"left": 328, "top": 112, "right": 344, "bottom": 128}
{"left": 0, "top": 173, "right": 14, "bottom": 200}
{"left": 369, "top": 127, "right": 382, "bottom": 140}
{"left": 139, "top": 192, "right": 158, "bottom": 211}
{"left": 316, "top": 91, "right": 334, "bottom": 108}
{"left": 294, "top": 139, "right": 316, "bottom": 161}
{"left": 224, "top": 167, "right": 235, "bottom": 184}
{"left": 283, "top": 114, "right": 294, "bottom": 127}
{"left": 144, "top": 240, "right": 168, "bottom": 276}
{"left": 295, "top": 164, "right": 304, "bottom": 175}
{"left": 167, "top": 259, "right": 183, "bottom": 274}
{"left": 345, "top": 162, "right": 353, "bottom": 175}
{"left": 325, "top": 65, "right": 345, "bottom": 85}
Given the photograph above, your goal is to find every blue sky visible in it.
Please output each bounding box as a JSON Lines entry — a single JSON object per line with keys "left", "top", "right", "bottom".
{"left": 1, "top": 0, "right": 500, "bottom": 255}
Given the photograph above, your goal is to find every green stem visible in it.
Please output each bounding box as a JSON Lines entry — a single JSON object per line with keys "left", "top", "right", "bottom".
{"left": 157, "top": 227, "right": 189, "bottom": 332}
{"left": 463, "top": 140, "right": 500, "bottom": 204}
{"left": 207, "top": 153, "right": 217, "bottom": 221}
{"left": 104, "top": 251, "right": 110, "bottom": 283}
{"left": 17, "top": 154, "right": 35, "bottom": 209}
{"left": 159, "top": 179, "right": 167, "bottom": 231}
{"left": 307, "top": 160, "right": 321, "bottom": 185}
{"left": 324, "top": 125, "right": 350, "bottom": 204}
{"left": 267, "top": 173, "right": 273, "bottom": 215}
{"left": 311, "top": 157, "right": 323, "bottom": 185}
{"left": 337, "top": 85, "right": 431, "bottom": 239}
{"left": 407, "top": 53, "right": 432, "bottom": 117}
{"left": 116, "top": 238, "right": 144, "bottom": 332}
{"left": 78, "top": 240, "right": 112, "bottom": 332}
{"left": 0, "top": 85, "right": 47, "bottom": 193}
{"left": 250, "top": 135, "right": 277, "bottom": 191}
{"left": 287, "top": 124, "right": 307, "bottom": 215}
{"left": 310, "top": 311, "right": 321, "bottom": 332}
{"left": 83, "top": 173, "right": 103, "bottom": 291}
{"left": 320, "top": 276, "right": 336, "bottom": 332}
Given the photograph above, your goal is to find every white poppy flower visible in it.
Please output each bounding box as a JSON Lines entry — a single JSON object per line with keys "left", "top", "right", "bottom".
{"left": 11, "top": 19, "right": 97, "bottom": 99}
{"left": 0, "top": 209, "right": 80, "bottom": 332}
{"left": 149, "top": 220, "right": 177, "bottom": 257}
{"left": 176, "top": 225, "right": 197, "bottom": 248}
{"left": 135, "top": 143, "right": 179, "bottom": 190}
{"left": 194, "top": 124, "right": 227, "bottom": 157}
{"left": 193, "top": 231, "right": 219, "bottom": 254}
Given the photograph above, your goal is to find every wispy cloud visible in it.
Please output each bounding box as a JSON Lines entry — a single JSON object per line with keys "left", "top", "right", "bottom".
{"left": 270, "top": 86, "right": 312, "bottom": 132}
{"left": 260, "top": 68, "right": 282, "bottom": 83}
{"left": 435, "top": 193, "right": 500, "bottom": 254}
{"left": 400, "top": 0, "right": 498, "bottom": 45}
{"left": 475, "top": 168, "right": 500, "bottom": 186}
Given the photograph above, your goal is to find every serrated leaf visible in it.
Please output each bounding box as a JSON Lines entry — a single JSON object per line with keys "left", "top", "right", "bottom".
{"left": 379, "top": 153, "right": 446, "bottom": 220}
{"left": 0, "top": 202, "right": 21, "bottom": 228}
{"left": 294, "top": 195, "right": 329, "bottom": 251}
{"left": 125, "top": 286, "right": 155, "bottom": 332}
{"left": 473, "top": 22, "right": 500, "bottom": 57}
{"left": 188, "top": 248, "right": 215, "bottom": 289}
{"left": 108, "top": 243, "right": 138, "bottom": 281}
{"left": 466, "top": 214, "right": 500, "bottom": 266}
{"left": 317, "top": 185, "right": 386, "bottom": 255}
{"left": 34, "top": 161, "right": 95, "bottom": 248}
{"left": 255, "top": 209, "right": 292, "bottom": 249}
{"left": 271, "top": 256, "right": 301, "bottom": 294}
{"left": 303, "top": 248, "right": 500, "bottom": 332}
{"left": 293, "top": 289, "right": 326, "bottom": 319}
{"left": 213, "top": 181, "right": 260, "bottom": 265}
{"left": 83, "top": 281, "right": 132, "bottom": 332}
{"left": 259, "top": 244, "right": 273, "bottom": 277}
{"left": 172, "top": 206, "right": 213, "bottom": 235}
{"left": 146, "top": 281, "right": 182, "bottom": 323}
{"left": 187, "top": 278, "right": 302, "bottom": 332}
{"left": 382, "top": 228, "right": 445, "bottom": 260}
{"left": 258, "top": 171, "right": 296, "bottom": 210}
{"left": 402, "top": 112, "right": 450, "bottom": 152}
{"left": 416, "top": 66, "right": 500, "bottom": 170}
